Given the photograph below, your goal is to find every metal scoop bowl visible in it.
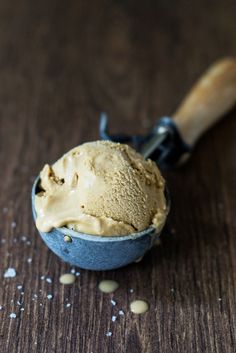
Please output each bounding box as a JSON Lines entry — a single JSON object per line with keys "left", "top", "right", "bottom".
{"left": 32, "top": 179, "right": 170, "bottom": 270}
{"left": 32, "top": 58, "right": 236, "bottom": 270}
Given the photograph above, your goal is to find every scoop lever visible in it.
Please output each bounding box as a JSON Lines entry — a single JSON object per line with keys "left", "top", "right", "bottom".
{"left": 99, "top": 113, "right": 190, "bottom": 169}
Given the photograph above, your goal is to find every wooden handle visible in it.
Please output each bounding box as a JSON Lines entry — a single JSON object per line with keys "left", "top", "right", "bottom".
{"left": 173, "top": 58, "right": 236, "bottom": 146}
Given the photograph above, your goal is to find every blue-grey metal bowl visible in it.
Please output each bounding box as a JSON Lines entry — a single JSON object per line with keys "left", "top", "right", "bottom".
{"left": 31, "top": 178, "right": 169, "bottom": 271}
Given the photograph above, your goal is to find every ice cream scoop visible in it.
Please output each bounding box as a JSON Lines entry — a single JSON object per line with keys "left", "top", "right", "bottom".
{"left": 35, "top": 141, "right": 167, "bottom": 236}
{"left": 32, "top": 58, "right": 236, "bottom": 270}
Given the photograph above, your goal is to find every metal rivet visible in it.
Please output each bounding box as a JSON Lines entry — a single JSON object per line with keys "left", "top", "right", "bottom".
{"left": 64, "top": 235, "right": 72, "bottom": 243}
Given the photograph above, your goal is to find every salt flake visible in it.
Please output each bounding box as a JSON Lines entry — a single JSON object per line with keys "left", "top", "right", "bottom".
{"left": 4, "top": 268, "right": 16, "bottom": 278}
{"left": 9, "top": 313, "right": 16, "bottom": 319}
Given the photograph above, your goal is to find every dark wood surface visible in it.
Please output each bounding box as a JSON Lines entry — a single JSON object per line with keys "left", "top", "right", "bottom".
{"left": 0, "top": 1, "right": 236, "bottom": 352}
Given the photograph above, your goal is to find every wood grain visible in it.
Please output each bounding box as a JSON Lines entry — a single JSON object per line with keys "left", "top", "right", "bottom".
{"left": 0, "top": 0, "right": 236, "bottom": 352}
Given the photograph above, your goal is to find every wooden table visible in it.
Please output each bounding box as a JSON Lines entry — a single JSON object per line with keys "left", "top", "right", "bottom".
{"left": 0, "top": 1, "right": 236, "bottom": 352}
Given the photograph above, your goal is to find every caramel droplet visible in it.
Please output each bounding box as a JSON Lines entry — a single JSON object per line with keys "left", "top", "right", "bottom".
{"left": 98, "top": 280, "right": 119, "bottom": 293}
{"left": 59, "top": 273, "right": 76, "bottom": 285}
{"left": 130, "top": 300, "right": 149, "bottom": 314}
{"left": 64, "top": 235, "right": 72, "bottom": 242}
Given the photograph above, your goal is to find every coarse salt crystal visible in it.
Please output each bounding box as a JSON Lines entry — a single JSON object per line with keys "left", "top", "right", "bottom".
{"left": 4, "top": 268, "right": 16, "bottom": 278}
{"left": 21, "top": 236, "right": 27, "bottom": 242}
{"left": 46, "top": 277, "right": 52, "bottom": 283}
{"left": 0, "top": 305, "right": 3, "bottom": 310}
{"left": 17, "top": 285, "right": 22, "bottom": 290}
{"left": 66, "top": 303, "right": 71, "bottom": 308}
{"left": 11, "top": 222, "right": 16, "bottom": 228}
{"left": 70, "top": 268, "right": 76, "bottom": 274}
{"left": 47, "top": 294, "right": 53, "bottom": 300}
{"left": 111, "top": 300, "right": 116, "bottom": 306}
{"left": 119, "top": 310, "right": 125, "bottom": 316}
{"left": 20, "top": 308, "right": 24, "bottom": 311}
{"left": 27, "top": 258, "right": 32, "bottom": 263}
{"left": 9, "top": 313, "right": 16, "bottom": 319}
{"left": 129, "top": 289, "right": 134, "bottom": 293}
{"left": 106, "top": 331, "right": 112, "bottom": 337}
{"left": 111, "top": 316, "right": 117, "bottom": 322}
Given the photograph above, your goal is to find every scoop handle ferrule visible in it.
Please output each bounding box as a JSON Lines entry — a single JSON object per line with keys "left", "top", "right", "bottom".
{"left": 173, "top": 58, "right": 236, "bottom": 146}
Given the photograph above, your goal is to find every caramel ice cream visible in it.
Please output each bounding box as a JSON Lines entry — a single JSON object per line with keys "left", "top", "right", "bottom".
{"left": 35, "top": 141, "right": 167, "bottom": 236}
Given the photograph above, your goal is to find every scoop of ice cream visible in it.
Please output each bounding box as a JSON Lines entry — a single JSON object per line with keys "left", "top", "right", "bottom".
{"left": 35, "top": 141, "right": 167, "bottom": 236}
